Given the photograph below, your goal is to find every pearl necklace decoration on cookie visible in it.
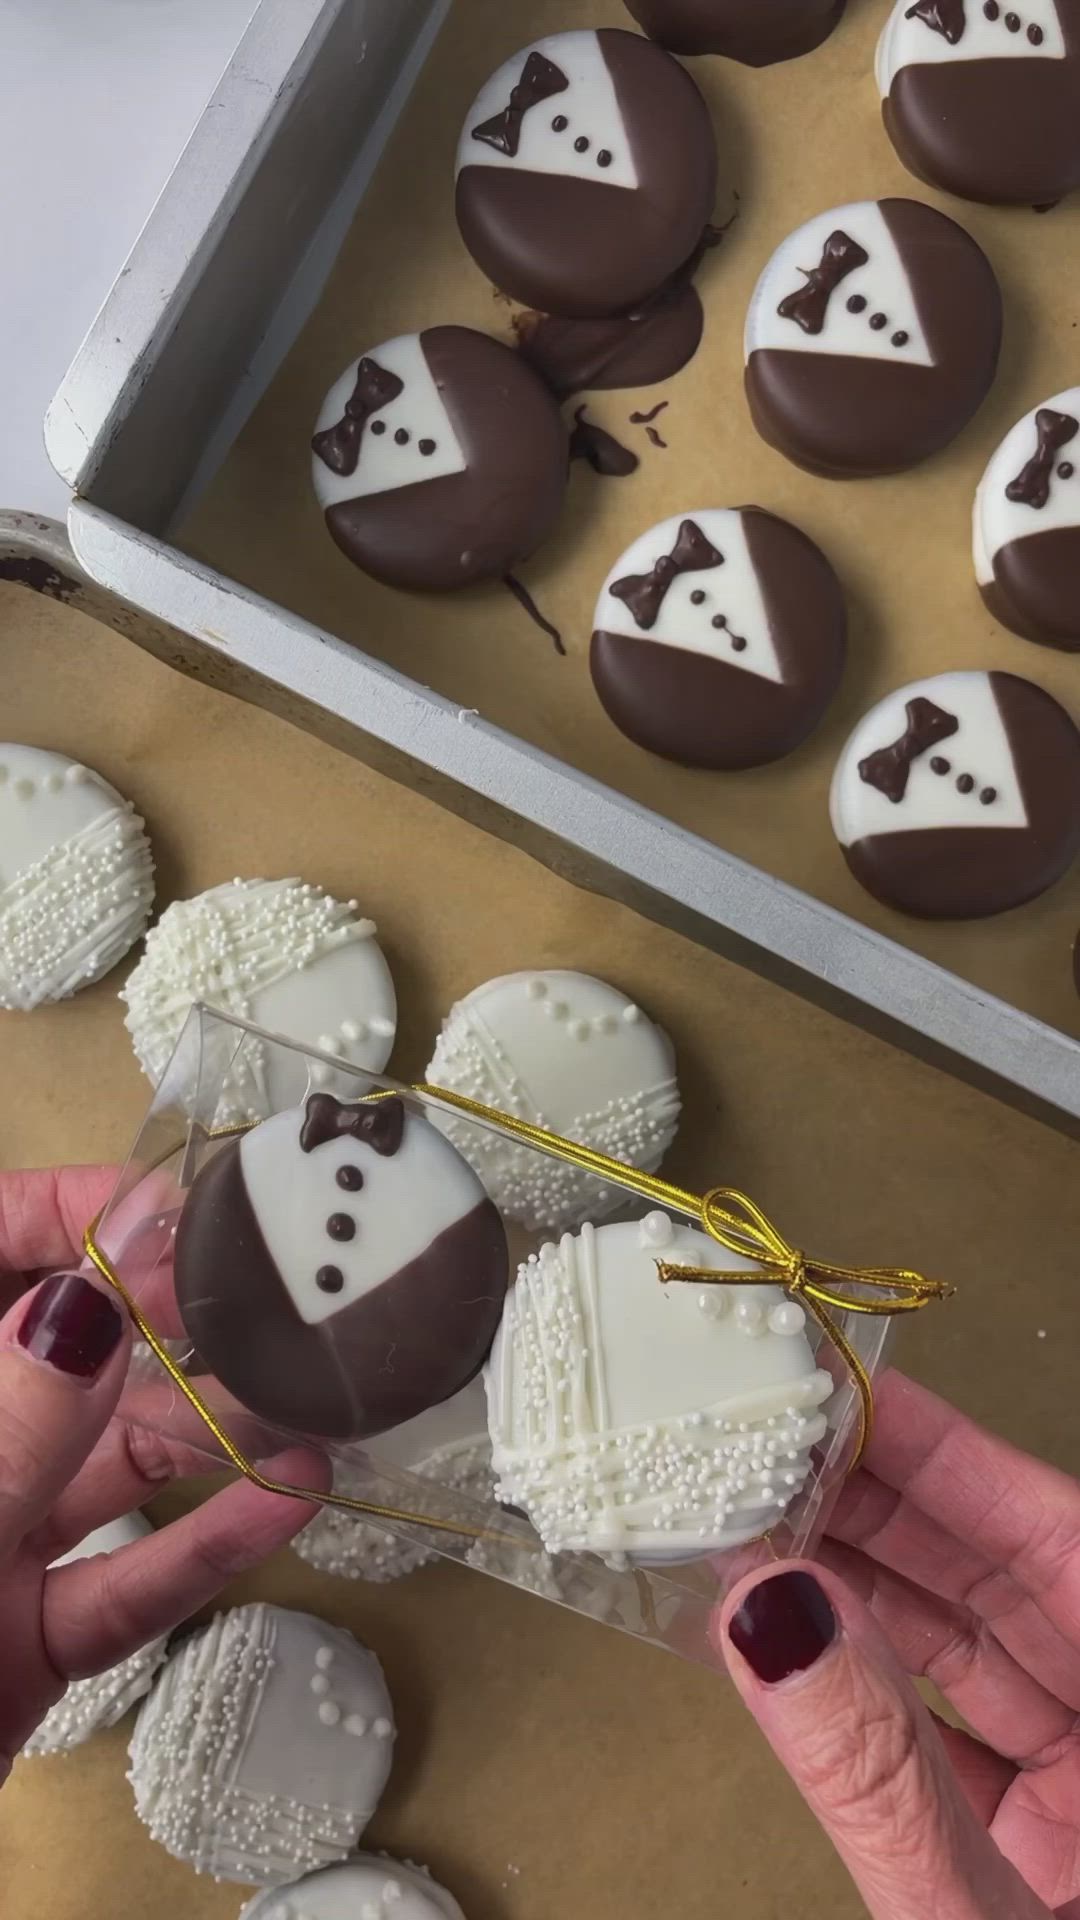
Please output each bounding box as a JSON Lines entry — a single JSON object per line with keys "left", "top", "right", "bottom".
{"left": 0, "top": 745, "right": 154, "bottom": 1011}
{"left": 128, "top": 1605, "right": 395, "bottom": 1885}
{"left": 121, "top": 878, "right": 396, "bottom": 1123}
{"left": 427, "top": 970, "right": 681, "bottom": 1232}
{"left": 487, "top": 1214, "right": 833, "bottom": 1564}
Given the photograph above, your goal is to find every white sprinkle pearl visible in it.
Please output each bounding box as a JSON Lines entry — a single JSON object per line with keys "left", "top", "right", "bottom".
{"left": 526, "top": 977, "right": 547, "bottom": 999}
{"left": 344, "top": 1714, "right": 368, "bottom": 1737}
{"left": 373, "top": 1717, "right": 393, "bottom": 1739}
{"left": 318, "top": 1701, "right": 341, "bottom": 1726}
{"left": 314, "top": 1646, "right": 334, "bottom": 1669}
{"left": 310, "top": 1674, "right": 330, "bottom": 1695}
{"left": 639, "top": 1210, "right": 673, "bottom": 1248}
{"left": 769, "top": 1302, "right": 806, "bottom": 1337}
{"left": 735, "top": 1299, "right": 766, "bottom": 1336}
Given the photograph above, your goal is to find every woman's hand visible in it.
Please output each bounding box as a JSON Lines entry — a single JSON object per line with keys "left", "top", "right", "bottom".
{"left": 715, "top": 1371, "right": 1080, "bottom": 1918}
{"left": 0, "top": 1166, "right": 328, "bottom": 1779}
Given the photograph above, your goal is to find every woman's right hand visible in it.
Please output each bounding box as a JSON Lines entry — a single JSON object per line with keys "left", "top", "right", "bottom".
{"left": 715, "top": 1372, "right": 1080, "bottom": 1918}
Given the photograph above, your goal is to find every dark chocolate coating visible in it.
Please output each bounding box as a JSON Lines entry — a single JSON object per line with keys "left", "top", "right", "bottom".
{"left": 624, "top": 0, "right": 846, "bottom": 64}
{"left": 174, "top": 1137, "right": 509, "bottom": 1441}
{"left": 322, "top": 328, "right": 566, "bottom": 591}
{"left": 591, "top": 509, "right": 847, "bottom": 768}
{"left": 882, "top": 10, "right": 1080, "bottom": 207}
{"left": 746, "top": 199, "right": 1002, "bottom": 478}
{"left": 980, "top": 528, "right": 1080, "bottom": 652}
{"left": 842, "top": 673, "right": 1080, "bottom": 919}
{"left": 517, "top": 284, "right": 705, "bottom": 398}
{"left": 457, "top": 31, "right": 718, "bottom": 319}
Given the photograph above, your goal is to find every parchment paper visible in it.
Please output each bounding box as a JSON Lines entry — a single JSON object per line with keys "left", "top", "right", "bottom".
{"left": 1, "top": 582, "right": 1079, "bottom": 1920}
{"left": 182, "top": 0, "right": 1080, "bottom": 1042}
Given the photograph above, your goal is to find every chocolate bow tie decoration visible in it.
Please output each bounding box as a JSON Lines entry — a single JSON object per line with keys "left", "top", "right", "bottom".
{"left": 1005, "top": 407, "right": 1079, "bottom": 511}
{"left": 609, "top": 518, "right": 724, "bottom": 631}
{"left": 472, "top": 50, "right": 570, "bottom": 159}
{"left": 904, "top": 0, "right": 967, "bottom": 42}
{"left": 300, "top": 1092, "right": 406, "bottom": 1158}
{"left": 778, "top": 229, "right": 870, "bottom": 336}
{"left": 858, "top": 697, "right": 960, "bottom": 805}
{"left": 311, "top": 357, "right": 405, "bottom": 477}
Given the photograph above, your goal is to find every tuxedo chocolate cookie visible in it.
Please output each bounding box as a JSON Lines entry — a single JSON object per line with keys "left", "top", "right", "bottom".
{"left": 974, "top": 386, "right": 1080, "bottom": 651}
{"left": 591, "top": 509, "right": 847, "bottom": 768}
{"left": 455, "top": 30, "right": 717, "bottom": 319}
{"left": 877, "top": 0, "right": 1080, "bottom": 207}
{"left": 625, "top": 0, "right": 847, "bottom": 64}
{"left": 744, "top": 199, "right": 1002, "bottom": 477}
{"left": 311, "top": 328, "right": 566, "bottom": 591}
{"left": 174, "top": 1094, "right": 509, "bottom": 1440}
{"left": 830, "top": 670, "right": 1080, "bottom": 918}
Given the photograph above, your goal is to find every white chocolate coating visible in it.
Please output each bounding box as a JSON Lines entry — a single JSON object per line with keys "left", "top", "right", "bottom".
{"left": 745, "top": 201, "right": 934, "bottom": 369}
{"left": 22, "top": 1516, "right": 168, "bottom": 1756}
{"left": 311, "top": 333, "right": 467, "bottom": 511}
{"left": 128, "top": 1605, "right": 395, "bottom": 1885}
{"left": 456, "top": 32, "right": 639, "bottom": 192}
{"left": 0, "top": 744, "right": 154, "bottom": 1011}
{"left": 240, "top": 1856, "right": 464, "bottom": 1920}
{"left": 877, "top": 0, "right": 1065, "bottom": 94}
{"left": 293, "top": 1379, "right": 493, "bottom": 1584}
{"left": 487, "top": 1215, "right": 833, "bottom": 1563}
{"left": 240, "top": 1103, "right": 491, "bottom": 1327}
{"left": 121, "top": 878, "right": 397, "bottom": 1124}
{"left": 973, "top": 384, "right": 1080, "bottom": 583}
{"left": 594, "top": 510, "right": 784, "bottom": 683}
{"left": 426, "top": 970, "right": 680, "bottom": 1232}
{"left": 830, "top": 670, "right": 1028, "bottom": 844}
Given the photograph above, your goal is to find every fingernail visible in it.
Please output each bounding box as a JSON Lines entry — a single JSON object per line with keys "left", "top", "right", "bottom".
{"left": 16, "top": 1273, "right": 124, "bottom": 1380}
{"left": 728, "top": 1570, "right": 837, "bottom": 1684}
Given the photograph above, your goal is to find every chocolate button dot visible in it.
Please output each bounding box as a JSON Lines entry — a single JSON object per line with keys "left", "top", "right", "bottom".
{"left": 394, "top": 428, "right": 410, "bottom": 446}
{"left": 980, "top": 787, "right": 998, "bottom": 806}
{"left": 316, "top": 1266, "right": 345, "bottom": 1294}
{"left": 869, "top": 313, "right": 887, "bottom": 331}
{"left": 711, "top": 613, "right": 727, "bottom": 630}
{"left": 336, "top": 1165, "right": 364, "bottom": 1192}
{"left": 371, "top": 420, "right": 387, "bottom": 436}
{"left": 690, "top": 590, "right": 706, "bottom": 605}
{"left": 930, "top": 756, "right": 950, "bottom": 776}
{"left": 1059, "top": 462, "right": 1075, "bottom": 480}
{"left": 1028, "top": 21, "right": 1044, "bottom": 39}
{"left": 552, "top": 115, "right": 568, "bottom": 132}
{"left": 984, "top": 0, "right": 999, "bottom": 15}
{"left": 597, "top": 150, "right": 613, "bottom": 168}
{"left": 891, "top": 330, "right": 909, "bottom": 348}
{"left": 731, "top": 635, "right": 748, "bottom": 653}
{"left": 1005, "top": 10, "right": 1020, "bottom": 27}
{"left": 327, "top": 1213, "right": 356, "bottom": 1241}
{"left": 957, "top": 773, "right": 975, "bottom": 795}
{"left": 419, "top": 438, "right": 436, "bottom": 456}
{"left": 846, "top": 294, "right": 867, "bottom": 314}
{"left": 574, "top": 136, "right": 590, "bottom": 153}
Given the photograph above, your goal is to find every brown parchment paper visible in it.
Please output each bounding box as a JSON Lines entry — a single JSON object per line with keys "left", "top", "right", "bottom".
{"left": 2, "top": 585, "right": 1080, "bottom": 1920}
{"left": 181, "top": 0, "right": 1080, "bottom": 1043}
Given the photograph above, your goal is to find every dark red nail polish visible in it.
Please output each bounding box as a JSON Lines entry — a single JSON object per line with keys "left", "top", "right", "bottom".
{"left": 16, "top": 1273, "right": 124, "bottom": 1379}
{"left": 728, "top": 1571, "right": 837, "bottom": 1684}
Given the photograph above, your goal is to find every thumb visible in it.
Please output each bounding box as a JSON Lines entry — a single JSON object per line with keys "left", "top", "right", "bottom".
{"left": 0, "top": 1271, "right": 130, "bottom": 1562}
{"left": 715, "top": 1564, "right": 1048, "bottom": 1920}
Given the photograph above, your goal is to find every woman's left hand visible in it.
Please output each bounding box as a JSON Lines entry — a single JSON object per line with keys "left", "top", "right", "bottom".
{"left": 0, "top": 1165, "right": 328, "bottom": 1780}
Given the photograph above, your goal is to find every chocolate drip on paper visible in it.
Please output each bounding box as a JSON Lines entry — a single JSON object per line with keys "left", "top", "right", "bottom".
{"left": 610, "top": 517, "right": 723, "bottom": 631}
{"left": 858, "top": 697, "right": 960, "bottom": 804}
{"left": 1006, "top": 407, "right": 1079, "bottom": 510}
{"left": 311, "top": 358, "right": 404, "bottom": 476}
{"left": 777, "top": 230, "right": 870, "bottom": 336}
{"left": 630, "top": 401, "right": 669, "bottom": 426}
{"left": 904, "top": 0, "right": 966, "bottom": 42}
{"left": 472, "top": 50, "right": 569, "bottom": 158}
{"left": 646, "top": 425, "right": 668, "bottom": 448}
{"left": 504, "top": 574, "right": 565, "bottom": 654}
{"left": 569, "top": 407, "right": 639, "bottom": 476}
{"left": 300, "top": 1092, "right": 406, "bottom": 1158}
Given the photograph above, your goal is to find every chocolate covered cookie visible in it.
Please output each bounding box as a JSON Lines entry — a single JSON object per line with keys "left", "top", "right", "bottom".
{"left": 877, "top": 0, "right": 1080, "bottom": 207}
{"left": 974, "top": 386, "right": 1080, "bottom": 651}
{"left": 455, "top": 30, "right": 717, "bottom": 318}
{"left": 625, "top": 0, "right": 847, "bottom": 64}
{"left": 311, "top": 327, "right": 566, "bottom": 590}
{"left": 174, "top": 1094, "right": 509, "bottom": 1440}
{"left": 591, "top": 508, "right": 847, "bottom": 768}
{"left": 830, "top": 669, "right": 1080, "bottom": 918}
{"left": 744, "top": 198, "right": 1002, "bottom": 477}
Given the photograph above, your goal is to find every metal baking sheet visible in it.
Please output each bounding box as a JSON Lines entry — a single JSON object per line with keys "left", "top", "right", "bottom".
{"left": 46, "top": 0, "right": 1080, "bottom": 1136}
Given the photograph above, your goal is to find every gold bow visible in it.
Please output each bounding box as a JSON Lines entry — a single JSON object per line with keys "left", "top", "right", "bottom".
{"left": 82, "top": 1082, "right": 951, "bottom": 1544}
